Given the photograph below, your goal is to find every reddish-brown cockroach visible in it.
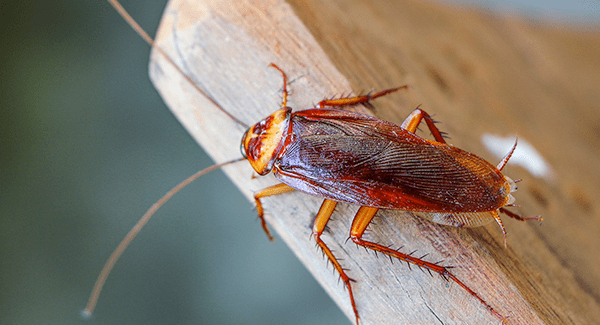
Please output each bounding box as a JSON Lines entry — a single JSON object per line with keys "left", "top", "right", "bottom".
{"left": 86, "top": 1, "right": 542, "bottom": 324}
{"left": 239, "top": 65, "right": 543, "bottom": 324}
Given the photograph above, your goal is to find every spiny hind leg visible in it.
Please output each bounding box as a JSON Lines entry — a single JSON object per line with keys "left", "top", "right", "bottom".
{"left": 350, "top": 207, "right": 505, "bottom": 322}
{"left": 253, "top": 183, "right": 295, "bottom": 241}
{"left": 312, "top": 199, "right": 360, "bottom": 324}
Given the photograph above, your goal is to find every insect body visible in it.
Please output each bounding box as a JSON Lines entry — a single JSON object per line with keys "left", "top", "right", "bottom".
{"left": 240, "top": 64, "right": 539, "bottom": 323}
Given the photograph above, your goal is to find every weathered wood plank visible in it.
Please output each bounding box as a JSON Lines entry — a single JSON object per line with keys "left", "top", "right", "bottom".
{"left": 149, "top": 0, "right": 600, "bottom": 324}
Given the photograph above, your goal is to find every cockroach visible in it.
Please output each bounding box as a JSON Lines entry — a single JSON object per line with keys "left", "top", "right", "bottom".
{"left": 86, "top": 1, "right": 542, "bottom": 324}
{"left": 239, "top": 65, "right": 543, "bottom": 324}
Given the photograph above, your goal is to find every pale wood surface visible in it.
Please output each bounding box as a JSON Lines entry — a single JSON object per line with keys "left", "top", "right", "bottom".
{"left": 149, "top": 0, "right": 600, "bottom": 324}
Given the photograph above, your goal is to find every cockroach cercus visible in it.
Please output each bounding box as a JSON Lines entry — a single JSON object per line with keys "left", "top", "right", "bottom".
{"left": 86, "top": 1, "right": 542, "bottom": 324}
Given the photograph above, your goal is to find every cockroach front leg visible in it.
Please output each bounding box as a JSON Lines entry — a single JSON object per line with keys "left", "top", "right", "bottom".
{"left": 349, "top": 207, "right": 506, "bottom": 322}
{"left": 253, "top": 183, "right": 295, "bottom": 241}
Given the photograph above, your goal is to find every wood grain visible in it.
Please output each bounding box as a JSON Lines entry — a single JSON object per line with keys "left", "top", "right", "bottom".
{"left": 149, "top": 0, "right": 600, "bottom": 323}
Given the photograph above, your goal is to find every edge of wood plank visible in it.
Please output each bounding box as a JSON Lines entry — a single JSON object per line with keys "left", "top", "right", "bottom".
{"left": 147, "top": 0, "right": 600, "bottom": 324}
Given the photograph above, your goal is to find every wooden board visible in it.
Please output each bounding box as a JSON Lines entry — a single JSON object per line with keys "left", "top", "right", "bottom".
{"left": 149, "top": 0, "right": 600, "bottom": 323}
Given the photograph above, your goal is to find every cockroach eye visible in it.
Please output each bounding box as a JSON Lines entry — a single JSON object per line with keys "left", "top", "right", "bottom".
{"left": 240, "top": 142, "right": 247, "bottom": 159}
{"left": 240, "top": 128, "right": 251, "bottom": 159}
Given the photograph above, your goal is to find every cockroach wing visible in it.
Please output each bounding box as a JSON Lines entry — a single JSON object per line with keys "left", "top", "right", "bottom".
{"left": 273, "top": 109, "right": 509, "bottom": 212}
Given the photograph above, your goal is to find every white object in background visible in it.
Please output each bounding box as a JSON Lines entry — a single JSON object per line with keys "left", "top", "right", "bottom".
{"left": 481, "top": 134, "right": 554, "bottom": 181}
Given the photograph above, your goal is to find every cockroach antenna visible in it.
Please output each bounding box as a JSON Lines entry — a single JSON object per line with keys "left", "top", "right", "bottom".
{"left": 85, "top": 1, "right": 250, "bottom": 315}
{"left": 83, "top": 158, "right": 245, "bottom": 317}
{"left": 105, "top": 0, "right": 249, "bottom": 129}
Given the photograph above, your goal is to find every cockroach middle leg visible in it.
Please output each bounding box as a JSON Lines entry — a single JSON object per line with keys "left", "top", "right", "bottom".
{"left": 253, "top": 183, "right": 295, "bottom": 241}
{"left": 311, "top": 199, "right": 360, "bottom": 324}
{"left": 401, "top": 108, "right": 447, "bottom": 143}
{"left": 315, "top": 86, "right": 409, "bottom": 109}
{"left": 268, "top": 62, "right": 408, "bottom": 112}
{"left": 349, "top": 206, "right": 506, "bottom": 322}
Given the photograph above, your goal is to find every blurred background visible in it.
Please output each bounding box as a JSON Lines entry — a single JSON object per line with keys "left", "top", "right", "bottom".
{"left": 0, "top": 1, "right": 598, "bottom": 325}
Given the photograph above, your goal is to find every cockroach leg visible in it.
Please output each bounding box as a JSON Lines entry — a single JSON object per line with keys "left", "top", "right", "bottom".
{"left": 401, "top": 108, "right": 447, "bottom": 143}
{"left": 311, "top": 199, "right": 360, "bottom": 324}
{"left": 253, "top": 183, "right": 295, "bottom": 241}
{"left": 349, "top": 207, "right": 506, "bottom": 322}
{"left": 500, "top": 207, "right": 544, "bottom": 231}
{"left": 315, "top": 86, "right": 409, "bottom": 109}
{"left": 494, "top": 208, "right": 543, "bottom": 247}
{"left": 499, "top": 207, "right": 543, "bottom": 223}
{"left": 491, "top": 210, "right": 509, "bottom": 248}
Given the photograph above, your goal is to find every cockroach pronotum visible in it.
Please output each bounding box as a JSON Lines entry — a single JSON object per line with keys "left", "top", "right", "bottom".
{"left": 86, "top": 1, "right": 542, "bottom": 324}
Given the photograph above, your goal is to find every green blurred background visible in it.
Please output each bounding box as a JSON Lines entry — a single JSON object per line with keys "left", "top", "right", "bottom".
{"left": 0, "top": 1, "right": 343, "bottom": 324}
{"left": 0, "top": 1, "right": 597, "bottom": 325}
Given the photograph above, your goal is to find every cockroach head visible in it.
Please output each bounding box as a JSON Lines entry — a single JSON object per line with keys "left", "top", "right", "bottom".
{"left": 241, "top": 107, "right": 291, "bottom": 175}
